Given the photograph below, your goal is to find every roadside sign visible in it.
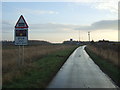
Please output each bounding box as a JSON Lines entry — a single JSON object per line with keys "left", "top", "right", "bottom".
{"left": 15, "top": 15, "right": 28, "bottom": 28}
{"left": 14, "top": 15, "right": 29, "bottom": 45}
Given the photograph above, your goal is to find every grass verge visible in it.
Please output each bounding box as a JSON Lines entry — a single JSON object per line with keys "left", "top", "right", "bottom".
{"left": 85, "top": 46, "right": 120, "bottom": 87}
{"left": 3, "top": 45, "right": 78, "bottom": 88}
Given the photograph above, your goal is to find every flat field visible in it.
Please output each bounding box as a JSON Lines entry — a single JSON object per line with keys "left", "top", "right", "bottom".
{"left": 2, "top": 44, "right": 78, "bottom": 88}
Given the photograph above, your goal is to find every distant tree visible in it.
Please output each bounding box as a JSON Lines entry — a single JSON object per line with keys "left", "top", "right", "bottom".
{"left": 91, "top": 40, "right": 95, "bottom": 44}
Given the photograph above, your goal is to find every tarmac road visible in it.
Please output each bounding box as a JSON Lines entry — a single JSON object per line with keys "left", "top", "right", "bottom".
{"left": 47, "top": 46, "right": 117, "bottom": 88}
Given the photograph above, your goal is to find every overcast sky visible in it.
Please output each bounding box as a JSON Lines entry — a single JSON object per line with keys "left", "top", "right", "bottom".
{"left": 2, "top": 0, "right": 119, "bottom": 43}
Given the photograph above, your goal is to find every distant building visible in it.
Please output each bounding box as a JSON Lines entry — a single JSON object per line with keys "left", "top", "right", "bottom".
{"left": 70, "top": 39, "right": 73, "bottom": 42}
{"left": 63, "top": 39, "right": 81, "bottom": 45}
{"left": 98, "top": 39, "right": 109, "bottom": 43}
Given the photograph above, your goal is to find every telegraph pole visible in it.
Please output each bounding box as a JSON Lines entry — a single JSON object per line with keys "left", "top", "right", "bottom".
{"left": 79, "top": 30, "right": 80, "bottom": 42}
{"left": 88, "top": 31, "right": 90, "bottom": 43}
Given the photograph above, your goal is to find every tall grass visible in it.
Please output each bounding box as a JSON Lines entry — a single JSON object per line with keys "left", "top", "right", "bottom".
{"left": 86, "top": 43, "right": 119, "bottom": 67}
{"left": 2, "top": 45, "right": 77, "bottom": 84}
{"left": 85, "top": 46, "right": 120, "bottom": 87}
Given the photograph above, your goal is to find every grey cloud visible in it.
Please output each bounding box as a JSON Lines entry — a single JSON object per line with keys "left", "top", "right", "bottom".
{"left": 2, "top": 20, "right": 11, "bottom": 25}
{"left": 30, "top": 20, "right": 118, "bottom": 33}
{"left": 29, "top": 23, "right": 79, "bottom": 33}
{"left": 76, "top": 20, "right": 118, "bottom": 30}
{"left": 30, "top": 23, "right": 77, "bottom": 29}
{"left": 2, "top": 20, "right": 14, "bottom": 33}
{"left": 2, "top": 19, "right": 117, "bottom": 34}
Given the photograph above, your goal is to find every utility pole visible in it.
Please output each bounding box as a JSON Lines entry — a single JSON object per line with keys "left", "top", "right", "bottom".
{"left": 79, "top": 30, "right": 80, "bottom": 42}
{"left": 88, "top": 31, "right": 90, "bottom": 43}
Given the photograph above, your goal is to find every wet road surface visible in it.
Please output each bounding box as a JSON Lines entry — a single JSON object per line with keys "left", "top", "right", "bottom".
{"left": 47, "top": 46, "right": 117, "bottom": 88}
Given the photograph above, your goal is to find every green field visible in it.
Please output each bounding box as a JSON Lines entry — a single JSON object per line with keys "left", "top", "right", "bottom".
{"left": 3, "top": 45, "right": 78, "bottom": 88}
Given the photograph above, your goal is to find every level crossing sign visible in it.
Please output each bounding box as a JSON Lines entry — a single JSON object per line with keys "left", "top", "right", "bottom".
{"left": 14, "top": 15, "right": 29, "bottom": 45}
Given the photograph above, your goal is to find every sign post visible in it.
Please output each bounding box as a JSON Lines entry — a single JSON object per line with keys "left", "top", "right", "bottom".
{"left": 14, "top": 15, "right": 29, "bottom": 66}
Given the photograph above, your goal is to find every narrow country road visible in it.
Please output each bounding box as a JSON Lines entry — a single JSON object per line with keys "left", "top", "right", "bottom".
{"left": 47, "top": 46, "right": 117, "bottom": 88}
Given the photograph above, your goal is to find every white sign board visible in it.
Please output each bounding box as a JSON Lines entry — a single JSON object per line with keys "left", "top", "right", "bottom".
{"left": 15, "top": 28, "right": 28, "bottom": 45}
{"left": 14, "top": 15, "right": 29, "bottom": 45}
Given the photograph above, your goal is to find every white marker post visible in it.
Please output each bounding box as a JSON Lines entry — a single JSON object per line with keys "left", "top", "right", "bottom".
{"left": 14, "top": 15, "right": 29, "bottom": 67}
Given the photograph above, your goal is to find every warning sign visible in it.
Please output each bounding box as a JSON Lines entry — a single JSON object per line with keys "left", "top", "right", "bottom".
{"left": 14, "top": 15, "right": 29, "bottom": 45}
{"left": 15, "top": 15, "right": 28, "bottom": 28}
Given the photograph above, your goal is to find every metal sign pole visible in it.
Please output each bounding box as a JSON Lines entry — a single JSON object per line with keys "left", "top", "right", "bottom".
{"left": 18, "top": 45, "right": 24, "bottom": 67}
{"left": 22, "top": 45, "right": 24, "bottom": 66}
{"left": 18, "top": 45, "right": 20, "bottom": 67}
